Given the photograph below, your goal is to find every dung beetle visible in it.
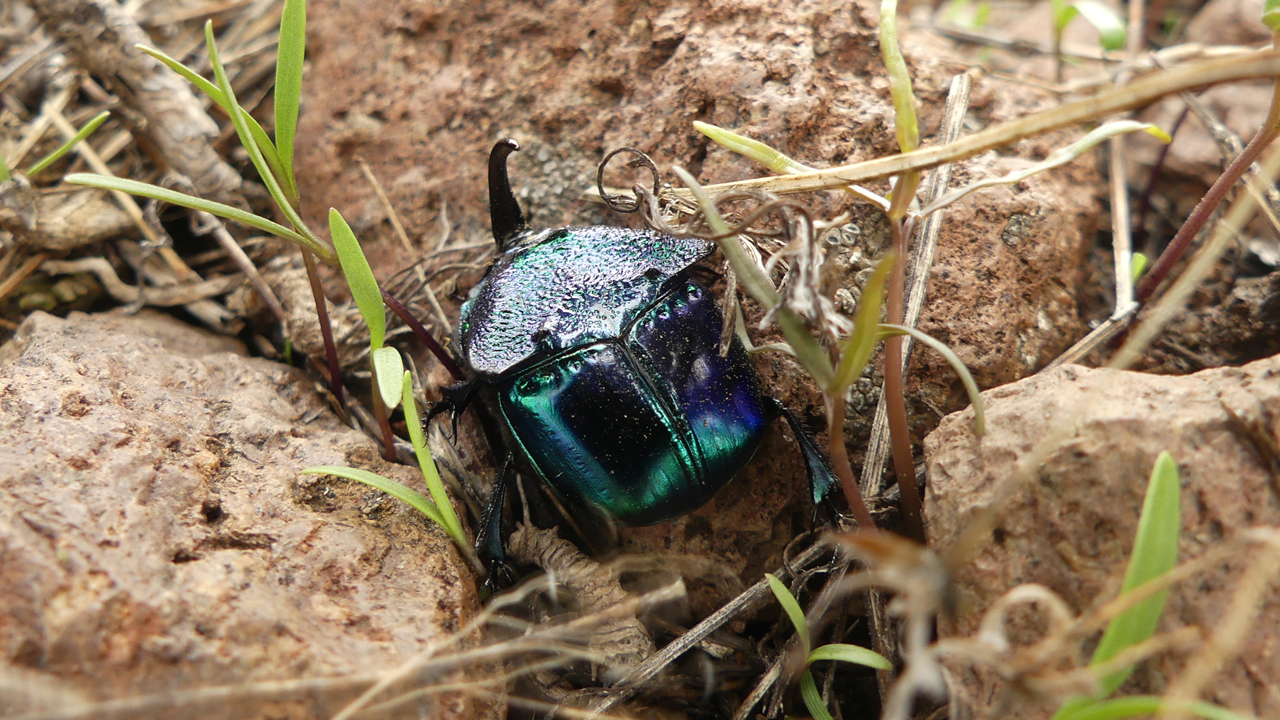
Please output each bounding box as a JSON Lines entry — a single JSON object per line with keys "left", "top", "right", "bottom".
{"left": 442, "top": 139, "right": 837, "bottom": 581}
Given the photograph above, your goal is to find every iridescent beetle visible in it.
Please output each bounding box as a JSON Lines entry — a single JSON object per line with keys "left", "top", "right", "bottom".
{"left": 446, "top": 139, "right": 836, "bottom": 579}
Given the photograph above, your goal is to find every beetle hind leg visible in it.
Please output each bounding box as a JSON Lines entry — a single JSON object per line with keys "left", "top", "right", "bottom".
{"left": 477, "top": 456, "right": 519, "bottom": 594}
{"left": 766, "top": 398, "right": 839, "bottom": 508}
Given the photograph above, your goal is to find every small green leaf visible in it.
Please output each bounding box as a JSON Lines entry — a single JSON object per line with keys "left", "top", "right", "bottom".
{"left": 831, "top": 252, "right": 895, "bottom": 395}
{"left": 1092, "top": 451, "right": 1180, "bottom": 693}
{"left": 372, "top": 346, "right": 403, "bottom": 410}
{"left": 1263, "top": 0, "right": 1280, "bottom": 33}
{"left": 798, "top": 669, "right": 834, "bottom": 720}
{"left": 64, "top": 173, "right": 320, "bottom": 250}
{"left": 301, "top": 465, "right": 446, "bottom": 528}
{"left": 693, "top": 121, "right": 810, "bottom": 175}
{"left": 1073, "top": 0, "right": 1127, "bottom": 51}
{"left": 400, "top": 371, "right": 466, "bottom": 545}
{"left": 765, "top": 573, "right": 810, "bottom": 659}
{"left": 29, "top": 111, "right": 110, "bottom": 175}
{"left": 807, "top": 643, "right": 892, "bottom": 670}
{"left": 1057, "top": 696, "right": 1255, "bottom": 720}
{"left": 275, "top": 0, "right": 306, "bottom": 200}
{"left": 1052, "top": 0, "right": 1079, "bottom": 33}
{"left": 0, "top": 150, "right": 12, "bottom": 182}
{"left": 329, "top": 208, "right": 385, "bottom": 350}
{"left": 1130, "top": 252, "right": 1149, "bottom": 283}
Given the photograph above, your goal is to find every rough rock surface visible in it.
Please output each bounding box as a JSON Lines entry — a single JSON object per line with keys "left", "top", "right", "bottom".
{"left": 0, "top": 311, "right": 487, "bottom": 719}
{"left": 1131, "top": 0, "right": 1272, "bottom": 210}
{"left": 924, "top": 358, "right": 1280, "bottom": 719}
{"left": 294, "top": 0, "right": 1102, "bottom": 590}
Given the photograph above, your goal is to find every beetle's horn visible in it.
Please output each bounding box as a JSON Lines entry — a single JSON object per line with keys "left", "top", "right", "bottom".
{"left": 488, "top": 139, "right": 526, "bottom": 251}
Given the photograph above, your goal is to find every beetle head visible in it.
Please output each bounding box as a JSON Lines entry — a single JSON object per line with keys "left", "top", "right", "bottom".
{"left": 488, "top": 139, "right": 527, "bottom": 251}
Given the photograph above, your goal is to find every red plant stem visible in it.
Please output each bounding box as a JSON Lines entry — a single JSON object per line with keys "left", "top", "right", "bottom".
{"left": 826, "top": 393, "right": 876, "bottom": 529}
{"left": 303, "top": 250, "right": 345, "bottom": 408}
{"left": 1136, "top": 77, "right": 1280, "bottom": 304}
{"left": 381, "top": 288, "right": 467, "bottom": 382}
{"left": 884, "top": 220, "right": 925, "bottom": 543}
{"left": 371, "top": 383, "right": 396, "bottom": 461}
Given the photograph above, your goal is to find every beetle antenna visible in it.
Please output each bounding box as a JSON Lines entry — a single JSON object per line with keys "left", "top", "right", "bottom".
{"left": 488, "top": 138, "right": 526, "bottom": 250}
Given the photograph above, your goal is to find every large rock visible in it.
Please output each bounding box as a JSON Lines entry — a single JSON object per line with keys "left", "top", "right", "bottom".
{"left": 924, "top": 358, "right": 1280, "bottom": 718}
{"left": 0, "top": 311, "right": 488, "bottom": 719}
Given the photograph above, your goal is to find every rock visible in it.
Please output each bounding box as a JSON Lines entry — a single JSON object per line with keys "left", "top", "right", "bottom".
{"left": 0, "top": 310, "right": 491, "bottom": 719}
{"left": 1184, "top": 0, "right": 1270, "bottom": 46}
{"left": 1130, "top": 0, "right": 1272, "bottom": 213}
{"left": 924, "top": 359, "right": 1280, "bottom": 719}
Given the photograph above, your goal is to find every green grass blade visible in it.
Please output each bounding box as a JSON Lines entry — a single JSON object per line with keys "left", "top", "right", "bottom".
{"left": 206, "top": 22, "right": 310, "bottom": 239}
{"left": 275, "top": 0, "right": 306, "bottom": 200}
{"left": 64, "top": 173, "right": 318, "bottom": 248}
{"left": 139, "top": 44, "right": 286, "bottom": 184}
{"left": 879, "top": 0, "right": 919, "bottom": 153}
{"left": 807, "top": 643, "right": 892, "bottom": 670}
{"left": 29, "top": 111, "right": 110, "bottom": 175}
{"left": 798, "top": 669, "right": 835, "bottom": 720}
{"left": 1053, "top": 453, "right": 1181, "bottom": 720}
{"left": 1091, "top": 451, "right": 1181, "bottom": 692}
{"left": 401, "top": 371, "right": 466, "bottom": 544}
{"left": 693, "top": 121, "right": 811, "bottom": 175}
{"left": 140, "top": 45, "right": 223, "bottom": 103}
{"left": 329, "top": 208, "right": 385, "bottom": 349}
{"left": 878, "top": 323, "right": 984, "bottom": 435}
{"left": 301, "top": 465, "right": 446, "bottom": 528}
{"left": 1057, "top": 696, "right": 1254, "bottom": 720}
{"left": 765, "top": 572, "right": 810, "bottom": 658}
{"left": 831, "top": 251, "right": 895, "bottom": 395}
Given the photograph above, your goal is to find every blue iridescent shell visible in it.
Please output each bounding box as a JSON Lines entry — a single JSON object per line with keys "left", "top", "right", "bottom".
{"left": 457, "top": 225, "right": 771, "bottom": 526}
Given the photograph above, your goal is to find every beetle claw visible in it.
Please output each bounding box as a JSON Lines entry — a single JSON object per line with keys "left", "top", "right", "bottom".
{"left": 425, "top": 377, "right": 480, "bottom": 440}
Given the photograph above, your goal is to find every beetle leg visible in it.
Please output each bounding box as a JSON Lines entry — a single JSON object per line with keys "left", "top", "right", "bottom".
{"left": 478, "top": 455, "right": 518, "bottom": 594}
{"left": 488, "top": 139, "right": 527, "bottom": 251}
{"left": 424, "top": 376, "right": 481, "bottom": 440}
{"left": 766, "top": 398, "right": 839, "bottom": 507}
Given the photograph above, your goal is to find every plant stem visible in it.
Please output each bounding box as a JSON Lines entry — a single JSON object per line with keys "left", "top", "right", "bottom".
{"left": 381, "top": 288, "right": 467, "bottom": 382}
{"left": 826, "top": 393, "right": 876, "bottom": 529}
{"left": 302, "top": 250, "right": 345, "bottom": 408}
{"left": 1136, "top": 74, "right": 1280, "bottom": 303}
{"left": 371, "top": 383, "right": 395, "bottom": 461}
{"left": 884, "top": 219, "right": 925, "bottom": 543}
